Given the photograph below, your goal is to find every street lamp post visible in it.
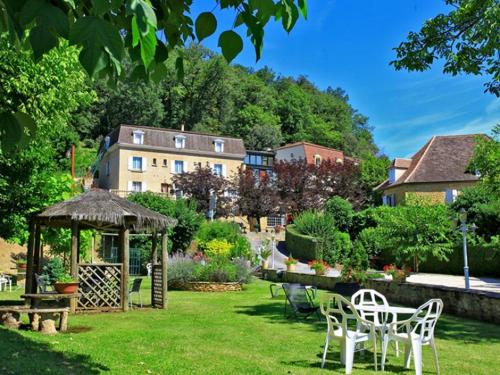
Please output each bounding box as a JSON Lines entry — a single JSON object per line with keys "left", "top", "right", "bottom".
{"left": 271, "top": 232, "right": 276, "bottom": 269}
{"left": 459, "top": 208, "right": 477, "bottom": 290}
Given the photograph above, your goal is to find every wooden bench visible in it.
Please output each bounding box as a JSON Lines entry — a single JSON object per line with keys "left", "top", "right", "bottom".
{"left": 0, "top": 306, "right": 69, "bottom": 334}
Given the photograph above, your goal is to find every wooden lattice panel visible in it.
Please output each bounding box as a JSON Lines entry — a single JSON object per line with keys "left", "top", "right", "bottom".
{"left": 77, "top": 264, "right": 122, "bottom": 310}
{"left": 152, "top": 265, "right": 164, "bottom": 308}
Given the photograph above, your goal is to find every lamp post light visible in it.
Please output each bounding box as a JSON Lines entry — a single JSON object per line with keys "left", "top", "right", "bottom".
{"left": 271, "top": 231, "right": 276, "bottom": 269}
{"left": 459, "top": 208, "right": 477, "bottom": 290}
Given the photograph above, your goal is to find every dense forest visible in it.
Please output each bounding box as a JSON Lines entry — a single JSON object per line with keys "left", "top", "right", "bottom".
{"left": 73, "top": 45, "right": 379, "bottom": 157}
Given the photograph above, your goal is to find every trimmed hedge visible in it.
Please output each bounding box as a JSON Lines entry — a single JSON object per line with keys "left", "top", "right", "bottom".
{"left": 378, "top": 244, "right": 500, "bottom": 278}
{"left": 285, "top": 225, "right": 322, "bottom": 262}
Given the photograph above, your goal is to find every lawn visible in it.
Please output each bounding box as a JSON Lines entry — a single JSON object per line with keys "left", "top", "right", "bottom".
{"left": 1, "top": 279, "right": 499, "bottom": 375}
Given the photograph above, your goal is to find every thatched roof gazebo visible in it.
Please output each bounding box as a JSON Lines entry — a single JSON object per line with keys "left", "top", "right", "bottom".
{"left": 26, "top": 189, "right": 176, "bottom": 313}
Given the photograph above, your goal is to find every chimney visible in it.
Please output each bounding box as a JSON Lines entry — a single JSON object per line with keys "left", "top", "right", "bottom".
{"left": 181, "top": 123, "right": 185, "bottom": 132}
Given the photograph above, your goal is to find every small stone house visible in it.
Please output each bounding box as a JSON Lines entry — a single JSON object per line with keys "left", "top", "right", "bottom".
{"left": 374, "top": 134, "right": 482, "bottom": 206}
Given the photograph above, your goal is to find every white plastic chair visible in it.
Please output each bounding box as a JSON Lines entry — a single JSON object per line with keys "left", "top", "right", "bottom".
{"left": 351, "top": 289, "right": 389, "bottom": 328}
{"left": 320, "top": 293, "right": 379, "bottom": 374}
{"left": 0, "top": 274, "right": 12, "bottom": 292}
{"left": 381, "top": 299, "right": 443, "bottom": 375}
{"left": 146, "top": 263, "right": 152, "bottom": 278}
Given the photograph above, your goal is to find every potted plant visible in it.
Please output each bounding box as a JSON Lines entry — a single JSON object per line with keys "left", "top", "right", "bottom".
{"left": 42, "top": 258, "right": 79, "bottom": 294}
{"left": 54, "top": 274, "right": 79, "bottom": 294}
{"left": 308, "top": 260, "right": 329, "bottom": 276}
{"left": 284, "top": 256, "right": 298, "bottom": 272}
{"left": 260, "top": 248, "right": 272, "bottom": 269}
{"left": 334, "top": 267, "right": 366, "bottom": 296}
{"left": 383, "top": 264, "right": 411, "bottom": 283}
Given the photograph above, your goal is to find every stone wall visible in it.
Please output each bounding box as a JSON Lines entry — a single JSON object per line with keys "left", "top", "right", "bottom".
{"left": 364, "top": 279, "right": 500, "bottom": 324}
{"left": 262, "top": 269, "right": 500, "bottom": 324}
{"left": 184, "top": 282, "right": 242, "bottom": 292}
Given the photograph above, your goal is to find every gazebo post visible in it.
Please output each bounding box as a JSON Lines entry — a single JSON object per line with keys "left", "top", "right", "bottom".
{"left": 120, "top": 227, "right": 130, "bottom": 312}
{"left": 70, "top": 220, "right": 79, "bottom": 313}
{"left": 161, "top": 231, "right": 168, "bottom": 310}
{"left": 32, "top": 223, "right": 42, "bottom": 292}
{"left": 151, "top": 231, "right": 157, "bottom": 307}
{"left": 25, "top": 219, "right": 36, "bottom": 295}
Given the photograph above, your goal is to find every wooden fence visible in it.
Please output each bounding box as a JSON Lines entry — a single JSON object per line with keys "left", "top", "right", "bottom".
{"left": 77, "top": 263, "right": 122, "bottom": 311}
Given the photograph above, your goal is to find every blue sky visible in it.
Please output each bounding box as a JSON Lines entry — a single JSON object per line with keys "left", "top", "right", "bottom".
{"left": 191, "top": 1, "right": 499, "bottom": 159}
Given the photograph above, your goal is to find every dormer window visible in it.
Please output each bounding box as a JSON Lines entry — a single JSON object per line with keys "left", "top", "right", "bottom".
{"left": 314, "top": 155, "right": 322, "bottom": 167}
{"left": 175, "top": 135, "right": 186, "bottom": 149}
{"left": 214, "top": 139, "right": 224, "bottom": 153}
{"left": 133, "top": 130, "right": 144, "bottom": 145}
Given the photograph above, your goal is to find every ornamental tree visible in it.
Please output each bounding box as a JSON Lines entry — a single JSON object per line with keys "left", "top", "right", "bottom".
{"left": 172, "top": 165, "right": 232, "bottom": 218}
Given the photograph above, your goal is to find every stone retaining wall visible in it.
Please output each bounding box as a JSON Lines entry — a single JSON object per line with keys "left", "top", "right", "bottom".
{"left": 184, "top": 282, "right": 242, "bottom": 292}
{"left": 262, "top": 269, "right": 500, "bottom": 324}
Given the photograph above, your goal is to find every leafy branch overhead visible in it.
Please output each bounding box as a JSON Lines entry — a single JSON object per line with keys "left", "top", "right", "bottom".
{"left": 0, "top": 0, "right": 307, "bottom": 152}
{"left": 392, "top": 0, "right": 499, "bottom": 96}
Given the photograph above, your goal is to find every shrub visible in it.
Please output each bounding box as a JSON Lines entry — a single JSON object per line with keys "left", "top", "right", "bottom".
{"left": 167, "top": 252, "right": 196, "bottom": 289}
{"left": 450, "top": 184, "right": 500, "bottom": 242}
{"left": 285, "top": 225, "right": 322, "bottom": 262}
{"left": 323, "top": 230, "right": 352, "bottom": 265}
{"left": 324, "top": 196, "right": 354, "bottom": 232}
{"left": 129, "top": 192, "right": 203, "bottom": 253}
{"left": 196, "top": 220, "right": 241, "bottom": 245}
{"left": 354, "top": 227, "right": 384, "bottom": 257}
{"left": 350, "top": 206, "right": 392, "bottom": 238}
{"left": 232, "top": 257, "right": 253, "bottom": 283}
{"left": 230, "top": 236, "right": 252, "bottom": 259}
{"left": 375, "top": 201, "right": 454, "bottom": 271}
{"left": 294, "top": 210, "right": 335, "bottom": 238}
{"left": 204, "top": 239, "right": 233, "bottom": 259}
{"left": 196, "top": 220, "right": 251, "bottom": 259}
{"left": 194, "top": 259, "right": 237, "bottom": 282}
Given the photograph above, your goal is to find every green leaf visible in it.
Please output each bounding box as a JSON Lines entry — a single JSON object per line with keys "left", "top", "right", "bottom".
{"left": 0, "top": 111, "right": 36, "bottom": 153}
{"left": 131, "top": 15, "right": 140, "bottom": 47}
{"left": 298, "top": 0, "right": 307, "bottom": 19}
{"left": 195, "top": 12, "right": 217, "bottom": 41}
{"left": 29, "top": 25, "right": 58, "bottom": 61}
{"left": 69, "top": 16, "right": 124, "bottom": 74}
{"left": 151, "top": 61, "right": 168, "bottom": 83}
{"left": 91, "top": 0, "right": 113, "bottom": 16}
{"left": 127, "top": 0, "right": 157, "bottom": 37}
{"left": 140, "top": 26, "right": 157, "bottom": 69}
{"left": 20, "top": 0, "right": 69, "bottom": 38}
{"left": 79, "top": 47, "right": 109, "bottom": 77}
{"left": 218, "top": 30, "right": 243, "bottom": 63}
{"left": 155, "top": 40, "right": 169, "bottom": 62}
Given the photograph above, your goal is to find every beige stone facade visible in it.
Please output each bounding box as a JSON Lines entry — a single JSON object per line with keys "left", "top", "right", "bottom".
{"left": 98, "top": 125, "right": 246, "bottom": 196}
{"left": 382, "top": 181, "right": 478, "bottom": 206}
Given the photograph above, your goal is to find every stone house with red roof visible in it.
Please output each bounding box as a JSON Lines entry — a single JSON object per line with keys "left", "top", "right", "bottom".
{"left": 275, "top": 141, "right": 345, "bottom": 165}
{"left": 374, "top": 134, "right": 482, "bottom": 206}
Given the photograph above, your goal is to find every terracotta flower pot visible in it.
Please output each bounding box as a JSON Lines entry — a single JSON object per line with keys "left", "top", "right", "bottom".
{"left": 315, "top": 269, "right": 326, "bottom": 276}
{"left": 54, "top": 282, "right": 79, "bottom": 294}
{"left": 286, "top": 264, "right": 296, "bottom": 272}
{"left": 17, "top": 263, "right": 27, "bottom": 269}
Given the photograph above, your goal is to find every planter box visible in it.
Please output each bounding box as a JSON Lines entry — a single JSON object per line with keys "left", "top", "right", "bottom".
{"left": 185, "top": 282, "right": 242, "bottom": 292}
{"left": 332, "top": 282, "right": 360, "bottom": 297}
{"left": 54, "top": 282, "right": 79, "bottom": 294}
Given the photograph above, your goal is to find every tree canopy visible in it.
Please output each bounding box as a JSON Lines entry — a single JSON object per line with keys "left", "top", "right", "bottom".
{"left": 392, "top": 0, "right": 500, "bottom": 96}
{"left": 0, "top": 0, "right": 307, "bottom": 152}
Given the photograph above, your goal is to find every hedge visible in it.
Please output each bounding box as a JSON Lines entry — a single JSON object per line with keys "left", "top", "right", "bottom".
{"left": 379, "top": 244, "right": 500, "bottom": 278}
{"left": 285, "top": 225, "right": 322, "bottom": 262}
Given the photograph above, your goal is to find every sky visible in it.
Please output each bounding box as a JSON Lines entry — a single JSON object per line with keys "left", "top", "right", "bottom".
{"left": 191, "top": 0, "right": 499, "bottom": 159}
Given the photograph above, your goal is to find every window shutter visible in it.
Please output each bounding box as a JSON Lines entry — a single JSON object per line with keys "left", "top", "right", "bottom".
{"left": 445, "top": 189, "right": 452, "bottom": 204}
{"left": 183, "top": 161, "right": 188, "bottom": 173}
{"left": 128, "top": 156, "right": 133, "bottom": 170}
{"left": 142, "top": 182, "right": 147, "bottom": 192}
{"left": 382, "top": 195, "right": 387, "bottom": 206}
{"left": 222, "top": 164, "right": 227, "bottom": 177}
{"left": 127, "top": 181, "right": 133, "bottom": 191}
{"left": 171, "top": 161, "right": 176, "bottom": 174}
{"left": 142, "top": 157, "right": 147, "bottom": 171}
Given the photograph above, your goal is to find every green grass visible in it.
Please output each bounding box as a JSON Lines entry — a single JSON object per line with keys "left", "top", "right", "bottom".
{"left": 1, "top": 279, "right": 499, "bottom": 374}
